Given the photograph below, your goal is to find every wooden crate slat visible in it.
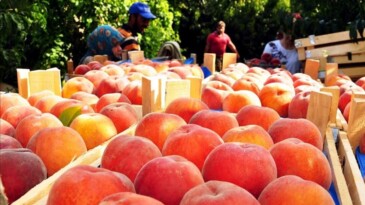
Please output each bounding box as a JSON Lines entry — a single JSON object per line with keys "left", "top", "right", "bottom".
{"left": 299, "top": 41, "right": 365, "bottom": 61}
{"left": 320, "top": 86, "right": 340, "bottom": 124}
{"left": 324, "top": 127, "right": 353, "bottom": 204}
{"left": 295, "top": 30, "right": 365, "bottom": 49}
{"left": 331, "top": 52, "right": 365, "bottom": 64}
{"left": 337, "top": 131, "right": 365, "bottom": 205}
{"left": 347, "top": 97, "right": 365, "bottom": 151}
{"left": 339, "top": 67, "right": 365, "bottom": 78}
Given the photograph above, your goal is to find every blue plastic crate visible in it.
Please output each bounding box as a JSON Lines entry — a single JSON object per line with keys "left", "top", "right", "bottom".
{"left": 355, "top": 146, "right": 365, "bottom": 179}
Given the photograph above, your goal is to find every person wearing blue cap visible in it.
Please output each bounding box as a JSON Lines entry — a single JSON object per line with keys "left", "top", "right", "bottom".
{"left": 79, "top": 2, "right": 156, "bottom": 64}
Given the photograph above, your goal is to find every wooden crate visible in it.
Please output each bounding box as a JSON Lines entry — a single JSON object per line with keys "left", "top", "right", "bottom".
{"left": 295, "top": 30, "right": 365, "bottom": 80}
{"left": 332, "top": 92, "right": 365, "bottom": 205}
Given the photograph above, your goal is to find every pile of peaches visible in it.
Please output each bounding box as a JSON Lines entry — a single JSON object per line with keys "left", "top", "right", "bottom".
{"left": 1, "top": 59, "right": 365, "bottom": 204}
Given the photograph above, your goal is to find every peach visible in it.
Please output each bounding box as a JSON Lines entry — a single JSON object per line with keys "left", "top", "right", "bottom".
{"left": 209, "top": 73, "right": 236, "bottom": 87}
{"left": 268, "top": 118, "right": 323, "bottom": 150}
{"left": 126, "top": 71, "right": 145, "bottom": 81}
{"left": 130, "top": 64, "right": 158, "bottom": 76}
{"left": 101, "top": 134, "right": 162, "bottom": 182}
{"left": 87, "top": 60, "right": 103, "bottom": 70}
{"left": 162, "top": 124, "right": 224, "bottom": 170}
{"left": 222, "top": 125, "right": 274, "bottom": 149}
{"left": 291, "top": 72, "right": 313, "bottom": 82}
{"left": 202, "top": 80, "right": 233, "bottom": 110}
{"left": 189, "top": 109, "right": 239, "bottom": 137}
{"left": 135, "top": 112, "right": 186, "bottom": 150}
{"left": 70, "top": 91, "right": 99, "bottom": 110}
{"left": 84, "top": 69, "right": 110, "bottom": 88}
{"left": 236, "top": 105, "right": 280, "bottom": 131}
{"left": 202, "top": 143, "right": 277, "bottom": 198}
{"left": 0, "top": 134, "right": 22, "bottom": 149}
{"left": 246, "top": 67, "right": 271, "bottom": 80}
{"left": 222, "top": 90, "right": 261, "bottom": 113}
{"left": 0, "top": 92, "right": 30, "bottom": 117}
{"left": 62, "top": 76, "right": 95, "bottom": 98}
{"left": 180, "top": 180, "right": 260, "bottom": 205}
{"left": 293, "top": 77, "right": 321, "bottom": 88}
{"left": 168, "top": 66, "right": 194, "bottom": 79}
{"left": 0, "top": 148, "right": 47, "bottom": 203}
{"left": 69, "top": 113, "right": 117, "bottom": 150}
{"left": 269, "top": 138, "right": 332, "bottom": 189}
{"left": 1, "top": 105, "right": 42, "bottom": 128}
{"left": 47, "top": 165, "right": 135, "bottom": 205}
{"left": 99, "top": 192, "right": 164, "bottom": 205}
{"left": 0, "top": 119, "right": 15, "bottom": 137}
{"left": 27, "top": 90, "right": 55, "bottom": 106}
{"left": 355, "top": 76, "right": 365, "bottom": 89}
{"left": 231, "top": 77, "right": 261, "bottom": 95}
{"left": 95, "top": 93, "right": 131, "bottom": 113}
{"left": 50, "top": 99, "right": 94, "bottom": 118}
{"left": 15, "top": 113, "right": 63, "bottom": 147}
{"left": 339, "top": 88, "right": 365, "bottom": 113}
{"left": 122, "top": 80, "right": 143, "bottom": 105}
{"left": 95, "top": 75, "right": 130, "bottom": 98}
{"left": 264, "top": 71, "right": 293, "bottom": 86}
{"left": 259, "top": 82, "right": 295, "bottom": 117}
{"left": 258, "top": 175, "right": 335, "bottom": 205}
{"left": 288, "top": 90, "right": 311, "bottom": 119}
{"left": 100, "top": 102, "right": 139, "bottom": 133}
{"left": 74, "top": 64, "right": 91, "bottom": 75}
{"left": 164, "top": 97, "right": 209, "bottom": 123}
{"left": 221, "top": 67, "right": 245, "bottom": 80}
{"left": 34, "top": 95, "right": 65, "bottom": 113}
{"left": 27, "top": 126, "right": 87, "bottom": 176}
{"left": 295, "top": 84, "right": 320, "bottom": 94}
{"left": 100, "top": 64, "right": 125, "bottom": 76}
{"left": 134, "top": 155, "right": 204, "bottom": 205}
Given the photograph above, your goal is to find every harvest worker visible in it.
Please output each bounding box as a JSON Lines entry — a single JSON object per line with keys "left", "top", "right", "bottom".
{"left": 262, "top": 30, "right": 301, "bottom": 74}
{"left": 204, "top": 21, "right": 240, "bottom": 72}
{"left": 79, "top": 2, "right": 156, "bottom": 64}
{"left": 262, "top": 13, "right": 302, "bottom": 74}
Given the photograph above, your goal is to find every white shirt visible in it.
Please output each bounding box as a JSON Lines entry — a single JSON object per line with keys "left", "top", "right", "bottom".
{"left": 263, "top": 40, "right": 301, "bottom": 74}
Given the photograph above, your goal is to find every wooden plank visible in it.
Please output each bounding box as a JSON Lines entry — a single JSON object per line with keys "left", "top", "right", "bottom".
{"left": 325, "top": 63, "right": 339, "bottom": 86}
{"left": 324, "top": 127, "right": 353, "bottom": 205}
{"left": 331, "top": 52, "right": 365, "bottom": 64}
{"left": 306, "top": 91, "right": 332, "bottom": 138}
{"left": 304, "top": 59, "right": 320, "bottom": 80}
{"left": 222, "top": 53, "right": 237, "bottom": 70}
{"left": 347, "top": 97, "right": 365, "bottom": 151}
{"left": 165, "top": 79, "right": 190, "bottom": 107}
{"left": 203, "top": 53, "right": 216, "bottom": 74}
{"left": 141, "top": 76, "right": 165, "bottom": 116}
{"left": 301, "top": 41, "right": 365, "bottom": 60}
{"left": 128, "top": 51, "right": 144, "bottom": 63}
{"left": 339, "top": 67, "right": 365, "bottom": 78}
{"left": 320, "top": 86, "right": 340, "bottom": 125}
{"left": 337, "top": 131, "right": 365, "bottom": 205}
{"left": 28, "top": 68, "right": 62, "bottom": 97}
{"left": 295, "top": 30, "right": 365, "bottom": 48}
{"left": 16, "top": 68, "right": 30, "bottom": 98}
{"left": 187, "top": 76, "right": 202, "bottom": 99}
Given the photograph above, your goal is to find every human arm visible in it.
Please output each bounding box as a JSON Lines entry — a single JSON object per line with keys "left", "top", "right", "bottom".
{"left": 227, "top": 40, "right": 240, "bottom": 59}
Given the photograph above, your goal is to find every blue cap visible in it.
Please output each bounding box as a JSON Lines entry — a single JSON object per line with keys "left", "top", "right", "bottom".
{"left": 129, "top": 2, "right": 156, "bottom": 19}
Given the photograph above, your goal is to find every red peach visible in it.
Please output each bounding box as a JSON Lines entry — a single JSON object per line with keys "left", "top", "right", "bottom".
{"left": 101, "top": 134, "right": 162, "bottom": 182}
{"left": 134, "top": 155, "right": 205, "bottom": 205}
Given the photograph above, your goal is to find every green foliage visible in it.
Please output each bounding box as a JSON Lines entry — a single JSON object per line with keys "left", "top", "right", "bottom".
{"left": 1, "top": 0, "right": 364, "bottom": 89}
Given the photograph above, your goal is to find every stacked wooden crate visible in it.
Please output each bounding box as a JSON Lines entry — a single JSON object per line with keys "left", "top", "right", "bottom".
{"left": 295, "top": 30, "right": 365, "bottom": 80}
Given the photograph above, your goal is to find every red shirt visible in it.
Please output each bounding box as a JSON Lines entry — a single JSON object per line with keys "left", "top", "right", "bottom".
{"left": 206, "top": 32, "right": 231, "bottom": 57}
